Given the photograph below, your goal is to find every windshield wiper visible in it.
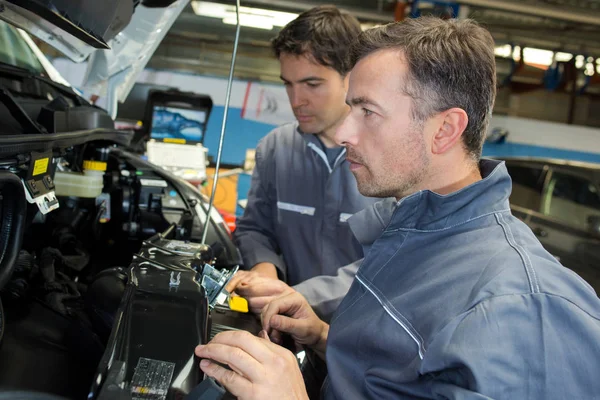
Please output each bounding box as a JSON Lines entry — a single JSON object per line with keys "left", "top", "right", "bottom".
{"left": 0, "top": 60, "right": 42, "bottom": 76}
{"left": 0, "top": 85, "right": 45, "bottom": 133}
{"left": 0, "top": 61, "right": 88, "bottom": 106}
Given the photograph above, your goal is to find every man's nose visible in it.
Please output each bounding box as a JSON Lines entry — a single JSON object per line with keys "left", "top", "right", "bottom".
{"left": 289, "top": 88, "right": 308, "bottom": 109}
{"left": 334, "top": 112, "right": 354, "bottom": 147}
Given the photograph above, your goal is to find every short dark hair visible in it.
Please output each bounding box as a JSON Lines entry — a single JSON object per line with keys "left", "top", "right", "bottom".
{"left": 271, "top": 5, "right": 362, "bottom": 76}
{"left": 350, "top": 17, "right": 497, "bottom": 160}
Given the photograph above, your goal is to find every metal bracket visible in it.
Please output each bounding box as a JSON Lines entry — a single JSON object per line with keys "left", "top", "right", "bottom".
{"left": 22, "top": 178, "right": 59, "bottom": 214}
{"left": 200, "top": 264, "right": 238, "bottom": 309}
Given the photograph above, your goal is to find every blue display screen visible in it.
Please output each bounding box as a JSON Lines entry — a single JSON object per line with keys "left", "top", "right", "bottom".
{"left": 150, "top": 106, "right": 207, "bottom": 143}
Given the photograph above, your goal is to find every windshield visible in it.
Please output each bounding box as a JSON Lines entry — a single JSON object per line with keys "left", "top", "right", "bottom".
{"left": 0, "top": 20, "right": 46, "bottom": 75}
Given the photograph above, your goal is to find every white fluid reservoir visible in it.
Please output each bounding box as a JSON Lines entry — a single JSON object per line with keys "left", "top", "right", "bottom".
{"left": 54, "top": 160, "right": 105, "bottom": 198}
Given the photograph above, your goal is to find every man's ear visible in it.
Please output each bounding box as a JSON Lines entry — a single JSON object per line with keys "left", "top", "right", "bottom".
{"left": 431, "top": 108, "right": 469, "bottom": 155}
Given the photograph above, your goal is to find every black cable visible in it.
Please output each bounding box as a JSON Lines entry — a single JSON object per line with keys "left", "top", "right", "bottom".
{"left": 0, "top": 154, "right": 30, "bottom": 168}
{"left": 141, "top": 241, "right": 180, "bottom": 255}
{"left": 0, "top": 159, "right": 18, "bottom": 168}
{"left": 74, "top": 143, "right": 89, "bottom": 172}
{"left": 0, "top": 296, "right": 4, "bottom": 344}
{"left": 132, "top": 253, "right": 189, "bottom": 272}
{"left": 0, "top": 171, "right": 27, "bottom": 290}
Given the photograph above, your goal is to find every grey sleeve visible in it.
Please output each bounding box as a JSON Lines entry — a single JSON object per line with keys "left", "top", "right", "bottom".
{"left": 293, "top": 258, "right": 361, "bottom": 322}
{"left": 233, "top": 139, "right": 285, "bottom": 275}
{"left": 424, "top": 294, "right": 600, "bottom": 400}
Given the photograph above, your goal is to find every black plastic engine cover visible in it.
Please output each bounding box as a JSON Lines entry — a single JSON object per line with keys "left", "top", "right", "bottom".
{"left": 89, "top": 262, "right": 209, "bottom": 400}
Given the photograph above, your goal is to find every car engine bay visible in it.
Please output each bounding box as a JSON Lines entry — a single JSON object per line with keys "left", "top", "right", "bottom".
{"left": 0, "top": 137, "right": 262, "bottom": 398}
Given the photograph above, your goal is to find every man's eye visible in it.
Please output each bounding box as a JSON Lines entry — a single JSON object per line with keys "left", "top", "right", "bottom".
{"left": 307, "top": 82, "right": 321, "bottom": 88}
{"left": 362, "top": 108, "right": 373, "bottom": 117}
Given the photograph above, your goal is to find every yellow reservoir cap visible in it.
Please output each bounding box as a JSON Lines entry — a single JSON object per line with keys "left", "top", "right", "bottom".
{"left": 163, "top": 138, "right": 186, "bottom": 144}
{"left": 83, "top": 160, "right": 107, "bottom": 171}
{"left": 228, "top": 296, "right": 249, "bottom": 313}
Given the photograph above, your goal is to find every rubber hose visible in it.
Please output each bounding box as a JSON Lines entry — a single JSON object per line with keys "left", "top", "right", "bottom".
{"left": 0, "top": 297, "right": 4, "bottom": 344}
{"left": 0, "top": 171, "right": 27, "bottom": 290}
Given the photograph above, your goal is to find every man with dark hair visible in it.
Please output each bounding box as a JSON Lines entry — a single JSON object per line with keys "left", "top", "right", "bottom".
{"left": 197, "top": 17, "right": 600, "bottom": 399}
{"left": 229, "top": 6, "right": 375, "bottom": 319}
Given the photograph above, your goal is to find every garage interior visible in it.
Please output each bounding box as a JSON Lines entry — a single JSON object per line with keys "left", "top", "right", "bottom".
{"left": 0, "top": 1, "right": 600, "bottom": 399}
{"left": 40, "top": 0, "right": 600, "bottom": 216}
{"left": 36, "top": 0, "right": 600, "bottom": 127}
{"left": 141, "top": 0, "right": 600, "bottom": 126}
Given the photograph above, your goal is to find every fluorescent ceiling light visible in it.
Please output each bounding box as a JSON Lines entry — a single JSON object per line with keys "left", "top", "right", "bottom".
{"left": 494, "top": 44, "right": 512, "bottom": 58}
{"left": 495, "top": 45, "right": 575, "bottom": 68}
{"left": 555, "top": 52, "right": 573, "bottom": 62}
{"left": 191, "top": 1, "right": 298, "bottom": 30}
{"left": 523, "top": 47, "right": 554, "bottom": 67}
{"left": 585, "top": 63, "right": 595, "bottom": 76}
{"left": 512, "top": 45, "right": 521, "bottom": 60}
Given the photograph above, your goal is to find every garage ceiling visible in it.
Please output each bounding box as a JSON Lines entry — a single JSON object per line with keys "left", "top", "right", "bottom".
{"left": 148, "top": 0, "right": 600, "bottom": 85}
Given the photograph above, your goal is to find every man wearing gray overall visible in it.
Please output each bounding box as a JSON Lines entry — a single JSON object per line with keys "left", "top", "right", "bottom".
{"left": 198, "top": 17, "right": 600, "bottom": 399}
{"left": 229, "top": 6, "right": 376, "bottom": 318}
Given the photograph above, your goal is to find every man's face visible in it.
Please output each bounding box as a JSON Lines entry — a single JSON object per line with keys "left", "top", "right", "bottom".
{"left": 279, "top": 52, "right": 349, "bottom": 136}
{"left": 335, "top": 50, "right": 432, "bottom": 199}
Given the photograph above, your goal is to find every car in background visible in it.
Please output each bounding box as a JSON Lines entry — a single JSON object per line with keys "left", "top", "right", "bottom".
{"left": 503, "top": 157, "right": 600, "bottom": 293}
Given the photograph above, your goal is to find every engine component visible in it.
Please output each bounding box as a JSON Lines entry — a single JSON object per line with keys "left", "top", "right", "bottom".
{"left": 118, "top": 169, "right": 192, "bottom": 240}
{"left": 21, "top": 151, "right": 59, "bottom": 215}
{"left": 89, "top": 223, "right": 258, "bottom": 399}
{"left": 54, "top": 160, "right": 105, "bottom": 198}
{"left": 89, "top": 251, "right": 210, "bottom": 399}
{"left": 38, "top": 247, "right": 87, "bottom": 315}
{"left": 193, "top": 244, "right": 214, "bottom": 264}
{"left": 0, "top": 170, "right": 27, "bottom": 290}
{"left": 139, "top": 237, "right": 237, "bottom": 309}
{"left": 2, "top": 251, "right": 35, "bottom": 303}
{"left": 200, "top": 264, "right": 238, "bottom": 309}
{"left": 138, "top": 177, "right": 167, "bottom": 213}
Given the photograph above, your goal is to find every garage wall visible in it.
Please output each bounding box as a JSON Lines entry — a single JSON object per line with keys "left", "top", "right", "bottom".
{"left": 51, "top": 60, "right": 600, "bottom": 166}
{"left": 494, "top": 87, "right": 600, "bottom": 128}
{"left": 135, "top": 70, "right": 600, "bottom": 165}
{"left": 507, "top": 90, "right": 591, "bottom": 126}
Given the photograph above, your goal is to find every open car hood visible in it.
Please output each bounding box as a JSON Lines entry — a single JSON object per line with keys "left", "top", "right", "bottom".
{"left": 0, "top": 0, "right": 189, "bottom": 117}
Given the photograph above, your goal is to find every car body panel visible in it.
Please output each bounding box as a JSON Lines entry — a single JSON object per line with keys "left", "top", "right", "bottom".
{"left": 503, "top": 157, "right": 600, "bottom": 292}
